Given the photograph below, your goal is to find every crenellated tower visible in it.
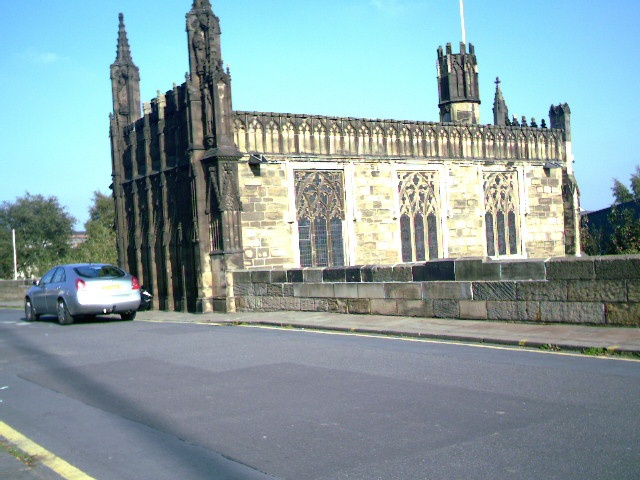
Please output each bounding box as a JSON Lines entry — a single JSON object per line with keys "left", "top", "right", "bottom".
{"left": 437, "top": 42, "right": 481, "bottom": 124}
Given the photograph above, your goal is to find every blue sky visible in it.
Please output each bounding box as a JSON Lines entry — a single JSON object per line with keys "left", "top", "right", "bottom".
{"left": 1, "top": 0, "right": 639, "bottom": 229}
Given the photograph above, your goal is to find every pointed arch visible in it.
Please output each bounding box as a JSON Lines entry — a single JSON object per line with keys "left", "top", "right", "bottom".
{"left": 461, "top": 128, "right": 472, "bottom": 158}
{"left": 485, "top": 132, "right": 495, "bottom": 158}
{"left": 398, "top": 170, "right": 442, "bottom": 261}
{"left": 399, "top": 126, "right": 412, "bottom": 156}
{"left": 358, "top": 125, "right": 371, "bottom": 155}
{"left": 473, "top": 130, "right": 483, "bottom": 158}
{"left": 265, "top": 121, "right": 279, "bottom": 153}
{"left": 507, "top": 131, "right": 517, "bottom": 159}
{"left": 314, "top": 123, "right": 327, "bottom": 155}
{"left": 450, "top": 129, "right": 462, "bottom": 158}
{"left": 495, "top": 131, "right": 506, "bottom": 159}
{"left": 248, "top": 119, "right": 264, "bottom": 152}
{"left": 537, "top": 134, "right": 547, "bottom": 160}
{"left": 372, "top": 125, "right": 385, "bottom": 155}
{"left": 483, "top": 170, "right": 520, "bottom": 256}
{"left": 329, "top": 123, "right": 342, "bottom": 155}
{"left": 233, "top": 118, "right": 246, "bottom": 153}
{"left": 387, "top": 127, "right": 398, "bottom": 156}
{"left": 437, "top": 128, "right": 449, "bottom": 157}
{"left": 415, "top": 128, "right": 427, "bottom": 157}
{"left": 423, "top": 128, "right": 435, "bottom": 157}
{"left": 517, "top": 131, "right": 527, "bottom": 159}
{"left": 344, "top": 124, "right": 357, "bottom": 154}
{"left": 282, "top": 122, "right": 296, "bottom": 154}
{"left": 299, "top": 122, "right": 312, "bottom": 153}
{"left": 547, "top": 134, "right": 558, "bottom": 160}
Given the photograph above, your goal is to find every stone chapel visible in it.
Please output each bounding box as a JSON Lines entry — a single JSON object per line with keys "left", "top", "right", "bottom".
{"left": 110, "top": 0, "right": 580, "bottom": 313}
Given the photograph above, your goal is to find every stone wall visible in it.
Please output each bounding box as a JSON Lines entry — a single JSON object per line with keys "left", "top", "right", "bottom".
{"left": 231, "top": 256, "right": 640, "bottom": 326}
{"left": 0, "top": 280, "right": 31, "bottom": 305}
{"left": 238, "top": 155, "right": 567, "bottom": 268}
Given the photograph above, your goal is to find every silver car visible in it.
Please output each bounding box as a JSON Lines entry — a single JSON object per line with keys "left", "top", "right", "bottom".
{"left": 24, "top": 263, "right": 142, "bottom": 325}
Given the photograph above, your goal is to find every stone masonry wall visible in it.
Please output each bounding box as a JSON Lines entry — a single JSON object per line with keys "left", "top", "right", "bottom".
{"left": 232, "top": 256, "right": 640, "bottom": 326}
{"left": 238, "top": 157, "right": 567, "bottom": 268}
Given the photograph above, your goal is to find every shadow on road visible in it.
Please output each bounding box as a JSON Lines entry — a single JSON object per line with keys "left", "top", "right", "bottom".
{"left": 0, "top": 311, "right": 278, "bottom": 480}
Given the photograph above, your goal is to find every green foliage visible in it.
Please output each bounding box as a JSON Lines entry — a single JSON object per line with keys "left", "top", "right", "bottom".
{"left": 0, "top": 193, "right": 75, "bottom": 278}
{"left": 612, "top": 167, "right": 640, "bottom": 204}
{"left": 607, "top": 205, "right": 640, "bottom": 254}
{"left": 612, "top": 179, "right": 633, "bottom": 204}
{"left": 66, "top": 191, "right": 117, "bottom": 265}
{"left": 579, "top": 215, "right": 603, "bottom": 256}
{"left": 585, "top": 167, "right": 640, "bottom": 255}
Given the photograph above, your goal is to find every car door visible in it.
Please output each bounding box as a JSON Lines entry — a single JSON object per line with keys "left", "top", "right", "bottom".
{"left": 45, "top": 267, "right": 67, "bottom": 312}
{"left": 30, "top": 268, "right": 57, "bottom": 314}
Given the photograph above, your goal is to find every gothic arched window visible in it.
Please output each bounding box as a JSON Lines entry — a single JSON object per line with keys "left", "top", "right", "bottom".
{"left": 398, "top": 171, "right": 441, "bottom": 262}
{"left": 295, "top": 170, "right": 345, "bottom": 267}
{"left": 483, "top": 171, "right": 520, "bottom": 256}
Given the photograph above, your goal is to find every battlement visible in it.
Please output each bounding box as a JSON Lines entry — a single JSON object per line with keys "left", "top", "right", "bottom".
{"left": 233, "top": 111, "right": 567, "bottom": 163}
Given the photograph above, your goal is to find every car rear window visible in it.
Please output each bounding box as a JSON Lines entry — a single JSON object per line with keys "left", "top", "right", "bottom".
{"left": 74, "top": 265, "right": 125, "bottom": 279}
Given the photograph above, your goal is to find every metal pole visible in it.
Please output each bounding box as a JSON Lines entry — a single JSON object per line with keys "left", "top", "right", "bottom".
{"left": 459, "top": 0, "right": 467, "bottom": 45}
{"left": 12, "top": 229, "right": 17, "bottom": 280}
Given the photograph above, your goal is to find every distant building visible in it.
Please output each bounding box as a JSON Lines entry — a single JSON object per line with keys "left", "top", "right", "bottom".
{"left": 70, "top": 231, "right": 87, "bottom": 248}
{"left": 110, "top": 0, "right": 580, "bottom": 313}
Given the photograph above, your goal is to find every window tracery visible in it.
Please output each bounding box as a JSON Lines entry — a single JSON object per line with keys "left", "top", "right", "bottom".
{"left": 398, "top": 171, "right": 440, "bottom": 261}
{"left": 294, "top": 170, "right": 345, "bottom": 267}
{"left": 483, "top": 171, "right": 519, "bottom": 256}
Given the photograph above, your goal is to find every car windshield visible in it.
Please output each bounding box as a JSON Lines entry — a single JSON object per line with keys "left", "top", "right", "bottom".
{"left": 74, "top": 265, "right": 125, "bottom": 279}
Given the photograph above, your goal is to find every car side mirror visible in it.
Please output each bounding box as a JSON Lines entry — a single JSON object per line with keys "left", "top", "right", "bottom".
{"left": 33, "top": 279, "right": 40, "bottom": 286}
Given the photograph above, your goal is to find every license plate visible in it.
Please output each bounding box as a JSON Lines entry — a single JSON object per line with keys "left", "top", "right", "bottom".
{"left": 102, "top": 284, "right": 122, "bottom": 291}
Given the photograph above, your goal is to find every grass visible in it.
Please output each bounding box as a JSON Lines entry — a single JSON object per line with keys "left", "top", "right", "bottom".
{"left": 0, "top": 437, "right": 40, "bottom": 467}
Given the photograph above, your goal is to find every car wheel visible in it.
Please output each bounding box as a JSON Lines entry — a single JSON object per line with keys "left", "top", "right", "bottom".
{"left": 24, "top": 298, "right": 39, "bottom": 322}
{"left": 57, "top": 299, "right": 74, "bottom": 325}
{"left": 120, "top": 311, "right": 136, "bottom": 321}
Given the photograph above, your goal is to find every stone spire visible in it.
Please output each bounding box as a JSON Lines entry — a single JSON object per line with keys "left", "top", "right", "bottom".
{"left": 115, "top": 13, "right": 133, "bottom": 64}
{"left": 110, "top": 13, "right": 141, "bottom": 122}
{"left": 492, "top": 77, "right": 509, "bottom": 126}
{"left": 192, "top": 0, "right": 212, "bottom": 9}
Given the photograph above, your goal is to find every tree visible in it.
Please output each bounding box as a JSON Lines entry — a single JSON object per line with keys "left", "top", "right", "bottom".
{"left": 612, "top": 166, "right": 640, "bottom": 204}
{"left": 66, "top": 191, "right": 117, "bottom": 265}
{"left": 583, "top": 166, "right": 640, "bottom": 255}
{"left": 607, "top": 206, "right": 640, "bottom": 254}
{"left": 0, "top": 193, "right": 75, "bottom": 278}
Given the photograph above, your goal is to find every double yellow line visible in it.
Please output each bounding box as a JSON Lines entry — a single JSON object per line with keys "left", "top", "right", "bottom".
{"left": 0, "top": 421, "right": 95, "bottom": 479}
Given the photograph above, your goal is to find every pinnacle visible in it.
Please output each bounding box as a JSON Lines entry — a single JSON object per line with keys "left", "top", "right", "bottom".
{"left": 115, "top": 13, "right": 134, "bottom": 64}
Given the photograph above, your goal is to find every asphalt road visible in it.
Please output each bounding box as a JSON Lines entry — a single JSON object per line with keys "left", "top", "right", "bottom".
{"left": 0, "top": 309, "right": 639, "bottom": 480}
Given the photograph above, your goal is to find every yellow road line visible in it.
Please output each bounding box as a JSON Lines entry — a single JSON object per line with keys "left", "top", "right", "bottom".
{"left": 0, "top": 421, "right": 96, "bottom": 480}
{"left": 238, "top": 324, "right": 640, "bottom": 361}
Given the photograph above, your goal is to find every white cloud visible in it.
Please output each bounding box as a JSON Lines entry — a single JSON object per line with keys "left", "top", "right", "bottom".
{"left": 19, "top": 49, "right": 64, "bottom": 65}
{"left": 370, "top": 0, "right": 408, "bottom": 15}
{"left": 35, "top": 52, "right": 61, "bottom": 64}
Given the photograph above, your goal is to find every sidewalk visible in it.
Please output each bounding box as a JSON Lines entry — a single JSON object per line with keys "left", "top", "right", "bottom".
{"left": 135, "top": 309, "right": 640, "bottom": 355}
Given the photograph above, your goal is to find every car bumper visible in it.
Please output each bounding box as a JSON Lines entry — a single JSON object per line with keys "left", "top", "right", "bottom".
{"left": 67, "top": 292, "right": 141, "bottom": 315}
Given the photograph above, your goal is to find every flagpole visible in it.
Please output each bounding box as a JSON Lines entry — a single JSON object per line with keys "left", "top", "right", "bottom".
{"left": 459, "top": 0, "right": 467, "bottom": 45}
